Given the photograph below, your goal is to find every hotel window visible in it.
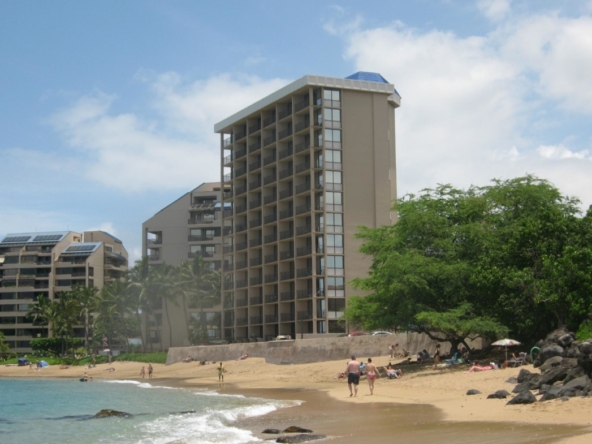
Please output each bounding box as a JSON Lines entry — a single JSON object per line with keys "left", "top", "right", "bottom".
{"left": 328, "top": 277, "right": 345, "bottom": 290}
{"left": 328, "top": 298, "right": 345, "bottom": 311}
{"left": 326, "top": 192, "right": 342, "bottom": 205}
{"left": 324, "top": 108, "right": 341, "bottom": 122}
{"left": 324, "top": 129, "right": 341, "bottom": 143}
{"left": 323, "top": 89, "right": 341, "bottom": 101}
{"left": 327, "top": 235, "right": 343, "bottom": 248}
{"left": 327, "top": 255, "right": 344, "bottom": 270}
{"left": 326, "top": 213, "right": 343, "bottom": 227}
{"left": 325, "top": 171, "right": 342, "bottom": 184}
{"left": 325, "top": 150, "right": 341, "bottom": 164}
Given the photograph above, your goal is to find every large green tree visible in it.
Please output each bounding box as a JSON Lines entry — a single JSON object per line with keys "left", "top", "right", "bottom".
{"left": 345, "top": 176, "right": 592, "bottom": 350}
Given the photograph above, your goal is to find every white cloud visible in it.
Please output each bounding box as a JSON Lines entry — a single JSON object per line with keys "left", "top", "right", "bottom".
{"left": 47, "top": 74, "right": 289, "bottom": 192}
{"left": 85, "top": 222, "right": 118, "bottom": 236}
{"left": 244, "top": 55, "right": 266, "bottom": 67}
{"left": 536, "top": 144, "right": 591, "bottom": 160}
{"left": 333, "top": 11, "right": 592, "bottom": 209}
{"left": 478, "top": 0, "right": 513, "bottom": 22}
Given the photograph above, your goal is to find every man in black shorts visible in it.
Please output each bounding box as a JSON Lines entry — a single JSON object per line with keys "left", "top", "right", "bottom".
{"left": 345, "top": 355, "right": 361, "bottom": 397}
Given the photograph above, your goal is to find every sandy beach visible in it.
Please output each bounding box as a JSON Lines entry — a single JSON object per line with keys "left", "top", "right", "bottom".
{"left": 2, "top": 355, "right": 591, "bottom": 443}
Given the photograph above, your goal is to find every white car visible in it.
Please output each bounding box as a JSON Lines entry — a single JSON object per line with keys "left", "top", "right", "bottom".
{"left": 372, "top": 331, "right": 393, "bottom": 336}
{"left": 275, "top": 335, "right": 292, "bottom": 341}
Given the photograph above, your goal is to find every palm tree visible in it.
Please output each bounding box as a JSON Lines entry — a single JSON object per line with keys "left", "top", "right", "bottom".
{"left": 128, "top": 257, "right": 160, "bottom": 351}
{"left": 177, "top": 256, "right": 221, "bottom": 344}
{"left": 152, "top": 263, "right": 179, "bottom": 349}
{"left": 71, "top": 284, "right": 98, "bottom": 351}
{"left": 93, "top": 280, "right": 132, "bottom": 349}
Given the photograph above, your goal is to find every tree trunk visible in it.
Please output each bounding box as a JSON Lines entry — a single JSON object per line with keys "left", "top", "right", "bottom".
{"left": 163, "top": 298, "right": 173, "bottom": 350}
{"left": 182, "top": 296, "right": 191, "bottom": 346}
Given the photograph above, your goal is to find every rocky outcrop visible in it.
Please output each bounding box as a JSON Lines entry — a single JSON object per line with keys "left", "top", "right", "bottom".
{"left": 263, "top": 429, "right": 281, "bottom": 434}
{"left": 283, "top": 426, "right": 313, "bottom": 433}
{"left": 487, "top": 390, "right": 510, "bottom": 399}
{"left": 466, "top": 389, "right": 481, "bottom": 395}
{"left": 506, "top": 391, "right": 537, "bottom": 405}
{"left": 93, "top": 409, "right": 132, "bottom": 419}
{"left": 276, "top": 435, "right": 327, "bottom": 443}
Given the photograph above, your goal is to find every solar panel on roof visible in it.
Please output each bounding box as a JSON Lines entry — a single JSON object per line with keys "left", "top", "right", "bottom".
{"left": 345, "top": 72, "right": 390, "bottom": 84}
{"left": 65, "top": 244, "right": 96, "bottom": 252}
{"left": 2, "top": 236, "right": 32, "bottom": 243}
{"left": 33, "top": 234, "right": 63, "bottom": 242}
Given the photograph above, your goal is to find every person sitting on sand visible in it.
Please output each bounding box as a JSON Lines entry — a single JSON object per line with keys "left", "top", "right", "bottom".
{"left": 402, "top": 348, "right": 409, "bottom": 357}
{"left": 359, "top": 361, "right": 366, "bottom": 376}
{"left": 236, "top": 353, "right": 249, "bottom": 360}
{"left": 59, "top": 365, "right": 69, "bottom": 370}
{"left": 464, "top": 362, "right": 493, "bottom": 373}
{"left": 105, "top": 367, "right": 116, "bottom": 372}
{"left": 182, "top": 357, "right": 194, "bottom": 363}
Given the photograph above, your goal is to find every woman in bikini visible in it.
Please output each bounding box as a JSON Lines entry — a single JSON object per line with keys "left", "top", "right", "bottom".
{"left": 366, "top": 358, "right": 378, "bottom": 395}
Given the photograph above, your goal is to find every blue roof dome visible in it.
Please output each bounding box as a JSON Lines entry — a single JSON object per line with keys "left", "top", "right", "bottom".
{"left": 345, "top": 71, "right": 390, "bottom": 84}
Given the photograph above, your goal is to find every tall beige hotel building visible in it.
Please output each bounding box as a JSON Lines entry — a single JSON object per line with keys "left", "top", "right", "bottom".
{"left": 216, "top": 72, "right": 400, "bottom": 341}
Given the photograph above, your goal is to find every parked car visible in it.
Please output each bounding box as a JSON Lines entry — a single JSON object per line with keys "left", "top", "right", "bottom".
{"left": 275, "top": 335, "right": 292, "bottom": 341}
{"left": 348, "top": 332, "right": 367, "bottom": 337}
{"left": 372, "top": 331, "right": 393, "bottom": 336}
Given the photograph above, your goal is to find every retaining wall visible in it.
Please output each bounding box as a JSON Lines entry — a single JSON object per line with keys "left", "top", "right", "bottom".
{"left": 166, "top": 333, "right": 482, "bottom": 365}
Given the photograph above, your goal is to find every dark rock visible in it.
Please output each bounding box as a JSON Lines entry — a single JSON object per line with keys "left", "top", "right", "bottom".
{"left": 578, "top": 342, "right": 592, "bottom": 355}
{"left": 93, "top": 409, "right": 132, "bottom": 419}
{"left": 263, "top": 429, "right": 281, "bottom": 434}
{"left": 558, "top": 334, "right": 575, "bottom": 348}
{"left": 545, "top": 327, "right": 571, "bottom": 344}
{"left": 466, "top": 389, "right": 481, "bottom": 395}
{"left": 536, "top": 366, "right": 568, "bottom": 389}
{"left": 517, "top": 369, "right": 535, "bottom": 383}
{"left": 563, "top": 366, "right": 586, "bottom": 385}
{"left": 506, "top": 391, "right": 537, "bottom": 405}
{"left": 558, "top": 376, "right": 591, "bottom": 397}
{"left": 539, "top": 386, "right": 562, "bottom": 402}
{"left": 282, "top": 426, "right": 313, "bottom": 433}
{"left": 505, "top": 377, "right": 518, "bottom": 384}
{"left": 560, "top": 390, "right": 576, "bottom": 398}
{"left": 539, "top": 356, "right": 563, "bottom": 371}
{"left": 487, "top": 390, "right": 510, "bottom": 399}
{"left": 566, "top": 346, "right": 582, "bottom": 359}
{"left": 538, "top": 345, "right": 565, "bottom": 364}
{"left": 538, "top": 384, "right": 551, "bottom": 395}
{"left": 512, "top": 383, "right": 530, "bottom": 393}
{"left": 577, "top": 355, "right": 592, "bottom": 376}
{"left": 561, "top": 396, "right": 570, "bottom": 401}
{"left": 276, "top": 435, "right": 327, "bottom": 443}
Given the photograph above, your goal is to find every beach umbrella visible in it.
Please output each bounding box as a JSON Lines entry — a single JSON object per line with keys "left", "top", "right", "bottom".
{"left": 492, "top": 338, "right": 521, "bottom": 360}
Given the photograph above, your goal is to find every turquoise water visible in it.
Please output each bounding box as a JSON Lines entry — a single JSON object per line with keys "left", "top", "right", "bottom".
{"left": 0, "top": 379, "right": 298, "bottom": 444}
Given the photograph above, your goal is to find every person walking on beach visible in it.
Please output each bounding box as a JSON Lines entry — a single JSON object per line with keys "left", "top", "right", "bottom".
{"left": 345, "top": 356, "right": 361, "bottom": 397}
{"left": 218, "top": 362, "right": 225, "bottom": 382}
{"left": 140, "top": 366, "right": 146, "bottom": 379}
{"left": 433, "top": 344, "right": 441, "bottom": 369}
{"left": 148, "top": 363, "right": 153, "bottom": 379}
{"left": 366, "top": 358, "right": 378, "bottom": 395}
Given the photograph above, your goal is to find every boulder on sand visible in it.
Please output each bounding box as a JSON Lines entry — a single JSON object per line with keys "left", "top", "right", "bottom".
{"left": 466, "top": 389, "right": 481, "bottom": 395}
{"left": 539, "top": 356, "right": 563, "bottom": 372}
{"left": 506, "top": 391, "right": 537, "bottom": 405}
{"left": 487, "top": 390, "right": 510, "bottom": 399}
{"left": 283, "top": 426, "right": 313, "bottom": 433}
{"left": 263, "top": 429, "right": 281, "bottom": 434}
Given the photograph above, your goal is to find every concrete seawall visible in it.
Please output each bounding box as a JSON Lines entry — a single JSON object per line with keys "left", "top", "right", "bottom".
{"left": 166, "top": 333, "right": 476, "bottom": 365}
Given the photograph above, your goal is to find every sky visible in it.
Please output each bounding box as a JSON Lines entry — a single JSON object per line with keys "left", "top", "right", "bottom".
{"left": 1, "top": 0, "right": 591, "bottom": 263}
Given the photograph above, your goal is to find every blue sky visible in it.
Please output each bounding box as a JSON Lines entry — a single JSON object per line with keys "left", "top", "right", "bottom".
{"left": 1, "top": 0, "right": 592, "bottom": 262}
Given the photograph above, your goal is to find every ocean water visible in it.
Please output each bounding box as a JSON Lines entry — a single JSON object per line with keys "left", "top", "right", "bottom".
{"left": 0, "top": 379, "right": 299, "bottom": 444}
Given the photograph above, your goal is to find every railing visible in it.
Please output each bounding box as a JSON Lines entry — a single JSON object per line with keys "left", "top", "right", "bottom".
{"left": 236, "top": 185, "right": 247, "bottom": 195}
{"left": 279, "top": 168, "right": 292, "bottom": 180}
{"left": 263, "top": 115, "right": 275, "bottom": 127}
{"left": 264, "top": 273, "right": 277, "bottom": 283}
{"left": 249, "top": 237, "right": 262, "bottom": 247}
{"left": 296, "top": 225, "right": 311, "bottom": 236}
{"left": 147, "top": 238, "right": 162, "bottom": 245}
{"left": 223, "top": 262, "right": 234, "bottom": 271}
{"left": 294, "top": 120, "right": 309, "bottom": 133}
{"left": 188, "top": 217, "right": 215, "bottom": 224}
{"left": 250, "top": 276, "right": 262, "bottom": 286}
{"left": 279, "top": 208, "right": 293, "bottom": 220}
{"left": 188, "top": 235, "right": 215, "bottom": 242}
{"left": 224, "top": 137, "right": 233, "bottom": 147}
{"left": 264, "top": 213, "right": 277, "bottom": 224}
{"left": 263, "top": 134, "right": 276, "bottom": 147}
{"left": 223, "top": 281, "right": 234, "bottom": 290}
{"left": 264, "top": 253, "right": 277, "bottom": 263}
{"left": 295, "top": 204, "right": 311, "bottom": 215}
{"left": 263, "top": 154, "right": 275, "bottom": 166}
{"left": 249, "top": 219, "right": 262, "bottom": 229}
{"left": 280, "top": 270, "right": 294, "bottom": 280}
{"left": 297, "top": 268, "right": 313, "bottom": 278}
{"left": 223, "top": 245, "right": 233, "bottom": 254}
{"left": 278, "top": 127, "right": 292, "bottom": 140}
{"left": 317, "top": 310, "right": 326, "bottom": 318}
{"left": 249, "top": 122, "right": 261, "bottom": 133}
{"left": 250, "top": 257, "right": 262, "bottom": 267}
{"left": 236, "top": 299, "right": 248, "bottom": 307}
{"left": 280, "top": 249, "right": 294, "bottom": 260}
{"left": 265, "top": 294, "right": 278, "bottom": 303}
{"left": 314, "top": 182, "right": 324, "bottom": 190}
{"left": 279, "top": 229, "right": 292, "bottom": 240}
{"left": 224, "top": 173, "right": 233, "bottom": 182}
{"left": 263, "top": 174, "right": 275, "bottom": 186}
{"left": 249, "top": 199, "right": 261, "bottom": 209}
{"left": 235, "top": 148, "right": 246, "bottom": 159}
{"left": 249, "top": 160, "right": 261, "bottom": 171}
{"left": 235, "top": 131, "right": 246, "bottom": 141}
{"left": 236, "top": 317, "right": 248, "bottom": 326}
{"left": 188, "top": 251, "right": 215, "bottom": 259}
{"left": 314, "top": 202, "right": 323, "bottom": 211}
{"left": 250, "top": 316, "right": 263, "bottom": 324}
{"left": 264, "top": 234, "right": 277, "bottom": 244}
{"left": 236, "top": 224, "right": 247, "bottom": 233}
{"left": 280, "top": 312, "right": 295, "bottom": 321}
{"left": 265, "top": 314, "right": 278, "bottom": 322}
{"left": 295, "top": 182, "right": 310, "bottom": 194}
{"left": 294, "top": 141, "right": 309, "bottom": 154}
{"left": 249, "top": 179, "right": 261, "bottom": 191}
{"left": 236, "top": 260, "right": 247, "bottom": 270}
{"left": 279, "top": 187, "right": 292, "bottom": 200}
{"left": 297, "top": 289, "right": 312, "bottom": 299}
{"left": 295, "top": 162, "right": 309, "bottom": 174}
{"left": 263, "top": 194, "right": 277, "bottom": 206}
{"left": 236, "top": 279, "right": 248, "bottom": 289}
{"left": 296, "top": 246, "right": 312, "bottom": 256}
{"left": 298, "top": 311, "right": 313, "bottom": 320}
{"left": 236, "top": 166, "right": 247, "bottom": 177}
{"left": 280, "top": 291, "right": 294, "bottom": 301}
{"left": 249, "top": 141, "right": 261, "bottom": 153}
{"left": 148, "top": 254, "right": 161, "bottom": 261}
{"left": 236, "top": 203, "right": 247, "bottom": 214}
{"left": 294, "top": 99, "right": 309, "bottom": 112}
{"left": 279, "top": 146, "right": 293, "bottom": 160}
{"left": 224, "top": 190, "right": 233, "bottom": 199}
{"left": 236, "top": 241, "right": 247, "bottom": 251}
{"left": 278, "top": 108, "right": 291, "bottom": 120}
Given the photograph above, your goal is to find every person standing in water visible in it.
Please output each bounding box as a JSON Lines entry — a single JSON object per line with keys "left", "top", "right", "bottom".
{"left": 344, "top": 356, "right": 361, "bottom": 397}
{"left": 148, "top": 363, "right": 153, "bottom": 379}
{"left": 218, "top": 362, "right": 225, "bottom": 382}
{"left": 140, "top": 366, "right": 146, "bottom": 379}
{"left": 366, "top": 358, "right": 378, "bottom": 395}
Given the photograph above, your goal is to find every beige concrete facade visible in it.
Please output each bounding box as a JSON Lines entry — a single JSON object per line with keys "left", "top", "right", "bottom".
{"left": 216, "top": 73, "right": 400, "bottom": 341}
{"left": 0, "top": 230, "right": 128, "bottom": 353}
{"left": 141, "top": 182, "right": 228, "bottom": 349}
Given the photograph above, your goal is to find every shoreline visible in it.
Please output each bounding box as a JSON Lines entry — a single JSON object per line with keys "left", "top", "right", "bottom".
{"left": 2, "top": 357, "right": 592, "bottom": 443}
